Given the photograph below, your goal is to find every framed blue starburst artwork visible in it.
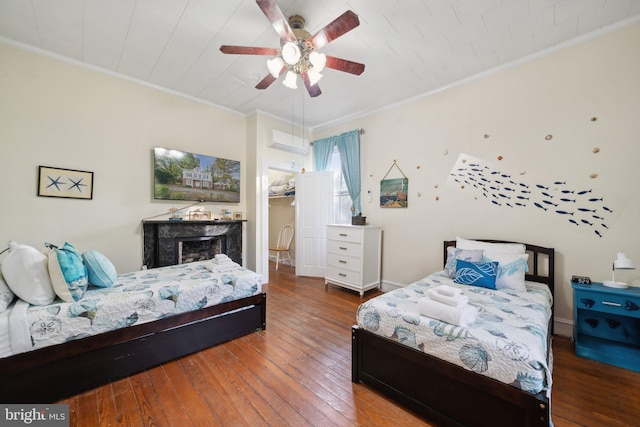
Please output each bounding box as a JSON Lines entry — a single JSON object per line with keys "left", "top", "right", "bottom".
{"left": 38, "top": 166, "right": 94, "bottom": 200}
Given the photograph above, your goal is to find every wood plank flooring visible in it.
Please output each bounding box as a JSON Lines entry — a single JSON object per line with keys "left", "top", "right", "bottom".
{"left": 59, "top": 264, "right": 640, "bottom": 426}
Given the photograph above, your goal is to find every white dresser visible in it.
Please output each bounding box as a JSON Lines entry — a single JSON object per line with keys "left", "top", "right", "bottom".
{"left": 325, "top": 224, "right": 382, "bottom": 296}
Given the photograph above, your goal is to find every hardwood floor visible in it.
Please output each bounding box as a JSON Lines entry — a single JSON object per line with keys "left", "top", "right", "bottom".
{"left": 59, "top": 264, "right": 640, "bottom": 426}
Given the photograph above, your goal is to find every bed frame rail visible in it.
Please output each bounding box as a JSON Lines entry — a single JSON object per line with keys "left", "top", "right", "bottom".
{"left": 0, "top": 292, "right": 266, "bottom": 403}
{"left": 352, "top": 240, "right": 554, "bottom": 427}
{"left": 352, "top": 326, "right": 550, "bottom": 427}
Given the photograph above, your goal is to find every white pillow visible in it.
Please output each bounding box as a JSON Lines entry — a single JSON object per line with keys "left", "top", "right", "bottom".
{"left": 483, "top": 252, "right": 529, "bottom": 291}
{"left": 456, "top": 237, "right": 525, "bottom": 254}
{"left": 0, "top": 272, "right": 16, "bottom": 312}
{"left": 1, "top": 241, "right": 55, "bottom": 305}
{"left": 443, "top": 247, "right": 484, "bottom": 278}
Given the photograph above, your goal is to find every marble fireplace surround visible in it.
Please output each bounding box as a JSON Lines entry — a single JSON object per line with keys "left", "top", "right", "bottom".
{"left": 142, "top": 220, "right": 245, "bottom": 269}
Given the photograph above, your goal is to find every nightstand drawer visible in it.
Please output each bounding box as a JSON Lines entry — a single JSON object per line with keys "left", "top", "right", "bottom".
{"left": 327, "top": 252, "right": 361, "bottom": 272}
{"left": 327, "top": 239, "right": 361, "bottom": 257}
{"left": 575, "top": 289, "right": 640, "bottom": 319}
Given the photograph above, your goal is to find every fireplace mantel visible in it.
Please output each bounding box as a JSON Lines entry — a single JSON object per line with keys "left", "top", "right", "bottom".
{"left": 142, "top": 220, "right": 245, "bottom": 269}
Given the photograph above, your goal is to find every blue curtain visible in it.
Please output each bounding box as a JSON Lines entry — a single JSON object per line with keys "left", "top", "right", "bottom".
{"left": 313, "top": 136, "right": 336, "bottom": 171}
{"left": 312, "top": 129, "right": 361, "bottom": 216}
{"left": 336, "top": 130, "right": 361, "bottom": 216}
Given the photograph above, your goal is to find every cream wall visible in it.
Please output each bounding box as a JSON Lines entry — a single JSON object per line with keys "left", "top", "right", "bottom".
{"left": 0, "top": 44, "right": 248, "bottom": 273}
{"left": 313, "top": 24, "right": 640, "bottom": 333}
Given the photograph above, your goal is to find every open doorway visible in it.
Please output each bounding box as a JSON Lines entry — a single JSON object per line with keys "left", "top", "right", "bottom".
{"left": 267, "top": 168, "right": 296, "bottom": 271}
{"left": 260, "top": 160, "right": 300, "bottom": 284}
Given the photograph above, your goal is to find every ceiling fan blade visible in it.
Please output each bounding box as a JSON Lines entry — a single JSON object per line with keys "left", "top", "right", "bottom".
{"left": 255, "top": 65, "right": 286, "bottom": 90}
{"left": 255, "top": 74, "right": 278, "bottom": 90}
{"left": 256, "top": 0, "right": 296, "bottom": 42}
{"left": 220, "top": 45, "right": 279, "bottom": 56}
{"left": 307, "top": 10, "right": 360, "bottom": 49}
{"left": 301, "top": 73, "right": 322, "bottom": 97}
{"left": 324, "top": 56, "right": 365, "bottom": 75}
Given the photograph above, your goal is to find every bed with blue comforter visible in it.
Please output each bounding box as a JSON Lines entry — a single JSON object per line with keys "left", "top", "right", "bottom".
{"left": 0, "top": 261, "right": 266, "bottom": 403}
{"left": 352, "top": 239, "right": 555, "bottom": 427}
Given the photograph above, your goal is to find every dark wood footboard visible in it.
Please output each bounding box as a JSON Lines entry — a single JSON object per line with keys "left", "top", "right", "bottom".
{"left": 352, "top": 326, "right": 550, "bottom": 427}
{"left": 352, "top": 240, "right": 554, "bottom": 427}
{"left": 0, "top": 293, "right": 266, "bottom": 403}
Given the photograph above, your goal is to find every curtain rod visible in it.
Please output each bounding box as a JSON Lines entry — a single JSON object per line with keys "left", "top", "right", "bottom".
{"left": 310, "top": 128, "right": 365, "bottom": 146}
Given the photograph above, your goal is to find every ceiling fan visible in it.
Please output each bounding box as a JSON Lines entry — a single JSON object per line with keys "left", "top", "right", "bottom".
{"left": 220, "top": 0, "right": 365, "bottom": 97}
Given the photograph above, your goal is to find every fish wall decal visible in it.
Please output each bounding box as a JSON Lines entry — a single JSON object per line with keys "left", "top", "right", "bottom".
{"left": 446, "top": 154, "right": 625, "bottom": 238}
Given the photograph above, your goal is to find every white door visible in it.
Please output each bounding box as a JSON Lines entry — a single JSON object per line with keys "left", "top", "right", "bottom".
{"left": 295, "top": 171, "right": 334, "bottom": 277}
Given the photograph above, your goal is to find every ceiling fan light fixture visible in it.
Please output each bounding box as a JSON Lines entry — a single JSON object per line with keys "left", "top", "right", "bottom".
{"left": 283, "top": 70, "right": 298, "bottom": 89}
{"left": 267, "top": 57, "right": 284, "bottom": 77}
{"left": 309, "top": 51, "right": 326, "bottom": 71}
{"left": 281, "top": 41, "right": 301, "bottom": 65}
{"left": 308, "top": 69, "right": 323, "bottom": 86}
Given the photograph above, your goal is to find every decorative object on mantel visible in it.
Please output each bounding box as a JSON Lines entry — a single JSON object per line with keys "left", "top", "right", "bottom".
{"left": 233, "top": 212, "right": 243, "bottom": 220}
{"left": 188, "top": 209, "right": 211, "bottom": 220}
{"left": 603, "top": 252, "right": 635, "bottom": 288}
{"left": 219, "top": 0, "right": 364, "bottom": 97}
{"left": 37, "top": 166, "right": 93, "bottom": 200}
{"left": 380, "top": 160, "right": 408, "bottom": 208}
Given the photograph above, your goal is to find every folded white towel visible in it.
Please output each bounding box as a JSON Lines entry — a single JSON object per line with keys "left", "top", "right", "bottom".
{"left": 435, "top": 284, "right": 461, "bottom": 298}
{"left": 205, "top": 260, "right": 240, "bottom": 272}
{"left": 215, "top": 254, "right": 229, "bottom": 260}
{"left": 427, "top": 288, "right": 469, "bottom": 307}
{"left": 417, "top": 297, "right": 477, "bottom": 327}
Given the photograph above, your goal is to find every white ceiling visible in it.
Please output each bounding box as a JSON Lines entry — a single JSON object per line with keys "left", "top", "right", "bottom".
{"left": 1, "top": 0, "right": 639, "bottom": 128}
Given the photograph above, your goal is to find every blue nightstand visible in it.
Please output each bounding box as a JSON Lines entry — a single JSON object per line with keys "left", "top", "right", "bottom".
{"left": 572, "top": 282, "right": 640, "bottom": 372}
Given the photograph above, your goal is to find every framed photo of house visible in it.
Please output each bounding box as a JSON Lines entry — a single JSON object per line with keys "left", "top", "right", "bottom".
{"left": 38, "top": 166, "right": 94, "bottom": 200}
{"left": 153, "top": 147, "right": 240, "bottom": 203}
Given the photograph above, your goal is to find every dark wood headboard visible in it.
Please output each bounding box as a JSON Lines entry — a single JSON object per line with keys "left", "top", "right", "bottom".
{"left": 443, "top": 240, "right": 555, "bottom": 296}
{"left": 444, "top": 239, "right": 555, "bottom": 335}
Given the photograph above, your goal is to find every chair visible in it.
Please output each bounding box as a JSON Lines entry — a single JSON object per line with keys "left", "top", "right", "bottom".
{"left": 270, "top": 224, "right": 294, "bottom": 270}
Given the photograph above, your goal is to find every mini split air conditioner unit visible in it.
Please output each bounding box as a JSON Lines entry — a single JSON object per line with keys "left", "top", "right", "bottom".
{"left": 269, "top": 130, "right": 309, "bottom": 155}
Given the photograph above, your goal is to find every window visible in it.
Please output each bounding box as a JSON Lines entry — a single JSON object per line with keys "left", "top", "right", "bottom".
{"left": 327, "top": 146, "right": 352, "bottom": 224}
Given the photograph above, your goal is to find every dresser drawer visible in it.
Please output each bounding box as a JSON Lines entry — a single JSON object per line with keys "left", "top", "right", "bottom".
{"left": 575, "top": 289, "right": 640, "bottom": 319}
{"left": 327, "top": 239, "right": 361, "bottom": 257}
{"left": 327, "top": 252, "right": 361, "bottom": 272}
{"left": 327, "top": 226, "right": 363, "bottom": 243}
{"left": 326, "top": 265, "right": 362, "bottom": 285}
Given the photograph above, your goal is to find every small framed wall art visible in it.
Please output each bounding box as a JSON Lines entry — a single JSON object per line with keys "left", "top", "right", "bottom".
{"left": 233, "top": 212, "right": 243, "bottom": 220}
{"left": 38, "top": 166, "right": 94, "bottom": 200}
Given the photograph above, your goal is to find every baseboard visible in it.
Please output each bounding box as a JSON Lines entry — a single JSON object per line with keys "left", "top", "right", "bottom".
{"left": 269, "top": 255, "right": 293, "bottom": 266}
{"left": 554, "top": 317, "right": 573, "bottom": 339}
{"left": 380, "top": 280, "right": 405, "bottom": 292}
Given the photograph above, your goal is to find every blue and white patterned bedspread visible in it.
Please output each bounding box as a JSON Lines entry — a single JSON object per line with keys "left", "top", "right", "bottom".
{"left": 356, "top": 272, "right": 553, "bottom": 395}
{"left": 8, "top": 261, "right": 262, "bottom": 355}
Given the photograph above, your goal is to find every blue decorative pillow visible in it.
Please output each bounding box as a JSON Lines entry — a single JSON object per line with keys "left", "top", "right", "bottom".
{"left": 47, "top": 242, "right": 88, "bottom": 302}
{"left": 82, "top": 250, "right": 117, "bottom": 288}
{"left": 454, "top": 259, "right": 498, "bottom": 289}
